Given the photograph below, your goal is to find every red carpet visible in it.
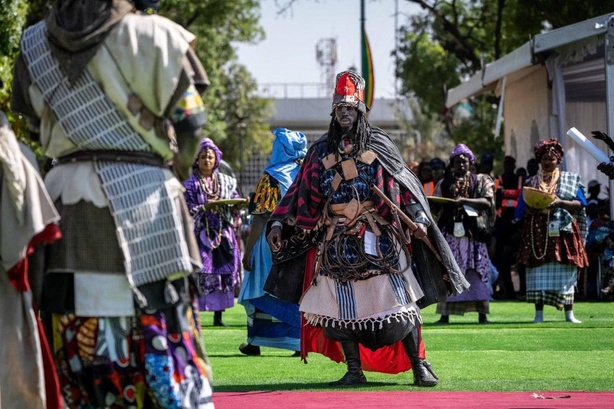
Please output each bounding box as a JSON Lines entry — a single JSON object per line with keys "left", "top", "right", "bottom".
{"left": 214, "top": 391, "right": 614, "bottom": 408}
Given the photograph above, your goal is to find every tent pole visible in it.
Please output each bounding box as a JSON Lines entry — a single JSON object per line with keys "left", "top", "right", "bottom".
{"left": 606, "top": 19, "right": 614, "bottom": 219}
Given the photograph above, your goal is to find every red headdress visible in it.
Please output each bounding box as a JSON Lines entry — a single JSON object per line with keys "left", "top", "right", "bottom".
{"left": 331, "top": 71, "right": 369, "bottom": 113}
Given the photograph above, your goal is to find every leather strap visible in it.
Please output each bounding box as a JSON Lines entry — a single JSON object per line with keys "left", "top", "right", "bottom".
{"left": 55, "top": 150, "right": 167, "bottom": 167}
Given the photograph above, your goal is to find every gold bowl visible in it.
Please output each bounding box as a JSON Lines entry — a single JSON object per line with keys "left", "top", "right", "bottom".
{"left": 522, "top": 186, "right": 555, "bottom": 209}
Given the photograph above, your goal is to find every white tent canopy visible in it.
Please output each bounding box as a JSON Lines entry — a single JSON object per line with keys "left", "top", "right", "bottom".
{"left": 445, "top": 12, "right": 614, "bottom": 214}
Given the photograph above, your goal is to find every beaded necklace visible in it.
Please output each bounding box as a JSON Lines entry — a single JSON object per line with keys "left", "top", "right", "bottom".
{"left": 529, "top": 211, "right": 550, "bottom": 260}
{"left": 200, "top": 172, "right": 219, "bottom": 199}
{"left": 199, "top": 171, "right": 222, "bottom": 249}
{"left": 536, "top": 168, "right": 559, "bottom": 194}
{"left": 530, "top": 168, "right": 559, "bottom": 260}
{"left": 338, "top": 137, "right": 355, "bottom": 155}
{"left": 452, "top": 173, "right": 470, "bottom": 198}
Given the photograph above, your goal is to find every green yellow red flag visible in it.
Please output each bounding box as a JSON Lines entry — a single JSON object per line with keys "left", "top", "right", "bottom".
{"left": 361, "top": 28, "right": 374, "bottom": 110}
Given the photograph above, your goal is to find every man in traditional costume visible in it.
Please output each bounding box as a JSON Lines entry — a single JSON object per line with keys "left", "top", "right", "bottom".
{"left": 265, "top": 71, "right": 469, "bottom": 387}
{"left": 11, "top": 1, "right": 214, "bottom": 407}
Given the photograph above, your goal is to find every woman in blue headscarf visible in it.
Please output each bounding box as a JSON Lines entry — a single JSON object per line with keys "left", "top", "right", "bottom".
{"left": 237, "top": 128, "right": 307, "bottom": 356}
{"left": 184, "top": 138, "right": 243, "bottom": 326}
{"left": 433, "top": 144, "right": 496, "bottom": 324}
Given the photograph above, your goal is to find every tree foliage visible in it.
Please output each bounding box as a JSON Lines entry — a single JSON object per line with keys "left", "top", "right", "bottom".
{"left": 161, "top": 0, "right": 274, "bottom": 170}
{"left": 0, "top": 0, "right": 274, "bottom": 170}
{"left": 396, "top": 0, "right": 614, "bottom": 164}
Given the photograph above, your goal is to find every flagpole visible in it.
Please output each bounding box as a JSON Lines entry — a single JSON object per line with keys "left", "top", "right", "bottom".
{"left": 361, "top": 0, "right": 374, "bottom": 110}
{"left": 360, "top": 0, "right": 366, "bottom": 76}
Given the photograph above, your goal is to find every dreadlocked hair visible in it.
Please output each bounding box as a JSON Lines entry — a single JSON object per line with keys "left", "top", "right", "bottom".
{"left": 326, "top": 111, "right": 372, "bottom": 157}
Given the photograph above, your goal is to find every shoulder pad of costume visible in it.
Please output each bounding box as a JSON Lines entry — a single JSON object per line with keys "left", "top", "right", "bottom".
{"left": 358, "top": 150, "right": 377, "bottom": 165}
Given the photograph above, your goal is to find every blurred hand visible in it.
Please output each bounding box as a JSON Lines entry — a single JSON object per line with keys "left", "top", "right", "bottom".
{"left": 267, "top": 225, "right": 283, "bottom": 252}
{"left": 597, "top": 161, "right": 614, "bottom": 179}
{"left": 242, "top": 254, "right": 251, "bottom": 272}
{"left": 548, "top": 197, "right": 561, "bottom": 209}
{"left": 413, "top": 223, "right": 428, "bottom": 240}
{"left": 173, "top": 128, "right": 201, "bottom": 181}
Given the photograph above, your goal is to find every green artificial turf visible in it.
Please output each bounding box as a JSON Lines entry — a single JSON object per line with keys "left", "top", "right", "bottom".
{"left": 201, "top": 300, "right": 614, "bottom": 392}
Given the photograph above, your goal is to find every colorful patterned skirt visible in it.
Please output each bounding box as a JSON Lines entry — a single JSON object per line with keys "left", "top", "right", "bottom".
{"left": 47, "top": 296, "right": 213, "bottom": 409}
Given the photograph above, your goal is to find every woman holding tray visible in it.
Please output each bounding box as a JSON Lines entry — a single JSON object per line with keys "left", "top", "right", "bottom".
{"left": 184, "top": 138, "right": 245, "bottom": 326}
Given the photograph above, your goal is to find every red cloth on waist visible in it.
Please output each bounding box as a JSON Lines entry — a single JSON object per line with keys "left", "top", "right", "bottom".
{"left": 299, "top": 247, "right": 425, "bottom": 374}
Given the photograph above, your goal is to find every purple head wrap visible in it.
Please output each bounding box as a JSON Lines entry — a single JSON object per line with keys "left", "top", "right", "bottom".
{"left": 192, "top": 138, "right": 222, "bottom": 171}
{"left": 449, "top": 144, "right": 476, "bottom": 164}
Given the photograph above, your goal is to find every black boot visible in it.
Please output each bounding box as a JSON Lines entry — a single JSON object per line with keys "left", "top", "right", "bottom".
{"left": 402, "top": 326, "right": 439, "bottom": 387}
{"left": 434, "top": 315, "right": 449, "bottom": 325}
{"left": 479, "top": 313, "right": 490, "bottom": 324}
{"left": 213, "top": 311, "right": 227, "bottom": 327}
{"left": 239, "top": 343, "right": 261, "bottom": 356}
{"left": 329, "top": 341, "right": 367, "bottom": 386}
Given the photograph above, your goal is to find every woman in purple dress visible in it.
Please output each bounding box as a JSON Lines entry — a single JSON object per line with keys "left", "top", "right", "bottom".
{"left": 433, "top": 144, "right": 496, "bottom": 324}
{"left": 184, "top": 138, "right": 242, "bottom": 326}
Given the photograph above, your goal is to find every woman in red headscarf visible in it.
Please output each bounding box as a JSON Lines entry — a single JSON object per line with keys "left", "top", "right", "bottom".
{"left": 515, "top": 139, "right": 588, "bottom": 323}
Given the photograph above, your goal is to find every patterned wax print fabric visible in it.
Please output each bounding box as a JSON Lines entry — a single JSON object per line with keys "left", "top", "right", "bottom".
{"left": 434, "top": 172, "right": 495, "bottom": 315}
{"left": 238, "top": 174, "right": 300, "bottom": 351}
{"left": 184, "top": 168, "right": 241, "bottom": 311}
{"left": 516, "top": 171, "right": 588, "bottom": 268}
{"left": 48, "top": 279, "right": 214, "bottom": 409}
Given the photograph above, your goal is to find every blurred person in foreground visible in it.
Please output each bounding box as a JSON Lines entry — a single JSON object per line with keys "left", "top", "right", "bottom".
{"left": 433, "top": 144, "right": 496, "bottom": 324}
{"left": 265, "top": 70, "right": 468, "bottom": 387}
{"left": 0, "top": 108, "right": 63, "bottom": 409}
{"left": 515, "top": 139, "right": 588, "bottom": 323}
{"left": 10, "top": 0, "right": 214, "bottom": 407}
{"left": 237, "top": 128, "right": 307, "bottom": 356}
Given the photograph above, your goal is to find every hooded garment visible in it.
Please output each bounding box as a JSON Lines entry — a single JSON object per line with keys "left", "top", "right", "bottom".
{"left": 264, "top": 128, "right": 308, "bottom": 196}
{"left": 1, "top": 111, "right": 63, "bottom": 409}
